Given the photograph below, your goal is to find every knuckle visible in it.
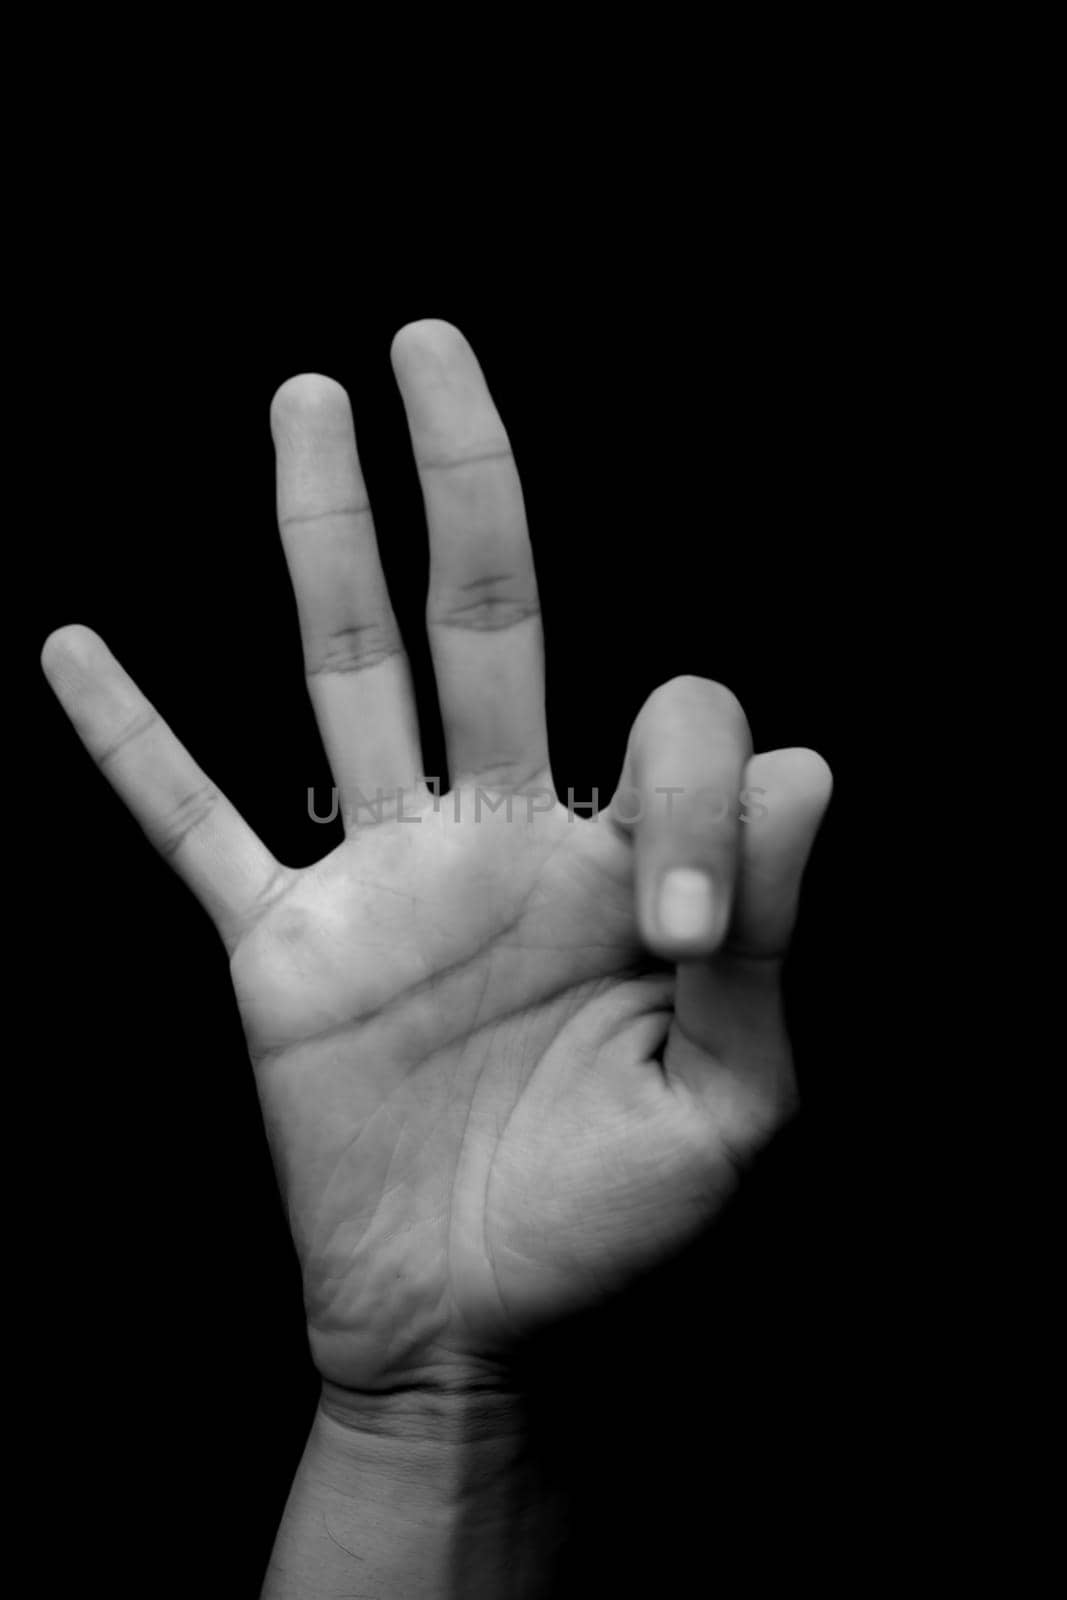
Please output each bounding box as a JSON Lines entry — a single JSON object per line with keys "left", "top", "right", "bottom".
{"left": 306, "top": 620, "right": 402, "bottom": 675}
{"left": 429, "top": 575, "right": 540, "bottom": 633}
{"left": 96, "top": 710, "right": 160, "bottom": 768}
{"left": 156, "top": 784, "right": 219, "bottom": 859}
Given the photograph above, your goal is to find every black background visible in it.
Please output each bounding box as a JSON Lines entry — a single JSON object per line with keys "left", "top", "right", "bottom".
{"left": 23, "top": 198, "right": 916, "bottom": 1595}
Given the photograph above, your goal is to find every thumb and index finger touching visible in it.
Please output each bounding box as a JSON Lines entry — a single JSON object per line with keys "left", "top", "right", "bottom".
{"left": 608, "top": 674, "right": 833, "bottom": 966}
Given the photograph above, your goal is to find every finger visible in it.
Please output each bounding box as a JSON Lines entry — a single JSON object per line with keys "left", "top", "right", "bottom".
{"left": 729, "top": 746, "right": 833, "bottom": 958}
{"left": 389, "top": 320, "right": 550, "bottom": 790}
{"left": 271, "top": 375, "right": 424, "bottom": 826}
{"left": 608, "top": 675, "right": 751, "bottom": 959}
{"left": 669, "top": 746, "right": 832, "bottom": 1077}
{"left": 41, "top": 626, "right": 286, "bottom": 945}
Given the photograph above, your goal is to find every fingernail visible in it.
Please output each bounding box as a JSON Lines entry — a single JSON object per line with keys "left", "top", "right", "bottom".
{"left": 657, "top": 868, "right": 717, "bottom": 943}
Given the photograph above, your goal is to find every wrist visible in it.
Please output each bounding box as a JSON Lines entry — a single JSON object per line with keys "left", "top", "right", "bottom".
{"left": 315, "top": 1372, "right": 532, "bottom": 1507}
{"left": 262, "top": 1375, "right": 567, "bottom": 1598}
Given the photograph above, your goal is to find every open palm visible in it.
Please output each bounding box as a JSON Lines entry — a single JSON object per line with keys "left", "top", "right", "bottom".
{"left": 42, "top": 321, "right": 831, "bottom": 1399}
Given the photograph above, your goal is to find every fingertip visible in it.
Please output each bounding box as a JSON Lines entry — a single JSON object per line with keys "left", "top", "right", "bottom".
{"left": 788, "top": 746, "right": 834, "bottom": 802}
{"left": 637, "top": 675, "right": 749, "bottom": 740}
{"left": 389, "top": 318, "right": 468, "bottom": 372}
{"left": 269, "top": 372, "right": 350, "bottom": 433}
{"left": 40, "top": 624, "right": 104, "bottom": 678}
{"left": 746, "top": 746, "right": 834, "bottom": 816}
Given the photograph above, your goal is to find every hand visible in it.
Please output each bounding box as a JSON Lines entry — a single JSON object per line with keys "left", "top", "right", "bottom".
{"left": 41, "top": 320, "right": 831, "bottom": 1403}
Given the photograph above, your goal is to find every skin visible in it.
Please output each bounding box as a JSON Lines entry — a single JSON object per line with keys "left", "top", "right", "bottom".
{"left": 41, "top": 319, "right": 832, "bottom": 1411}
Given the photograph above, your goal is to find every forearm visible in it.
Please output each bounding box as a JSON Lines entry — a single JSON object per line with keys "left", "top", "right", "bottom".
{"left": 260, "top": 1381, "right": 565, "bottom": 1600}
